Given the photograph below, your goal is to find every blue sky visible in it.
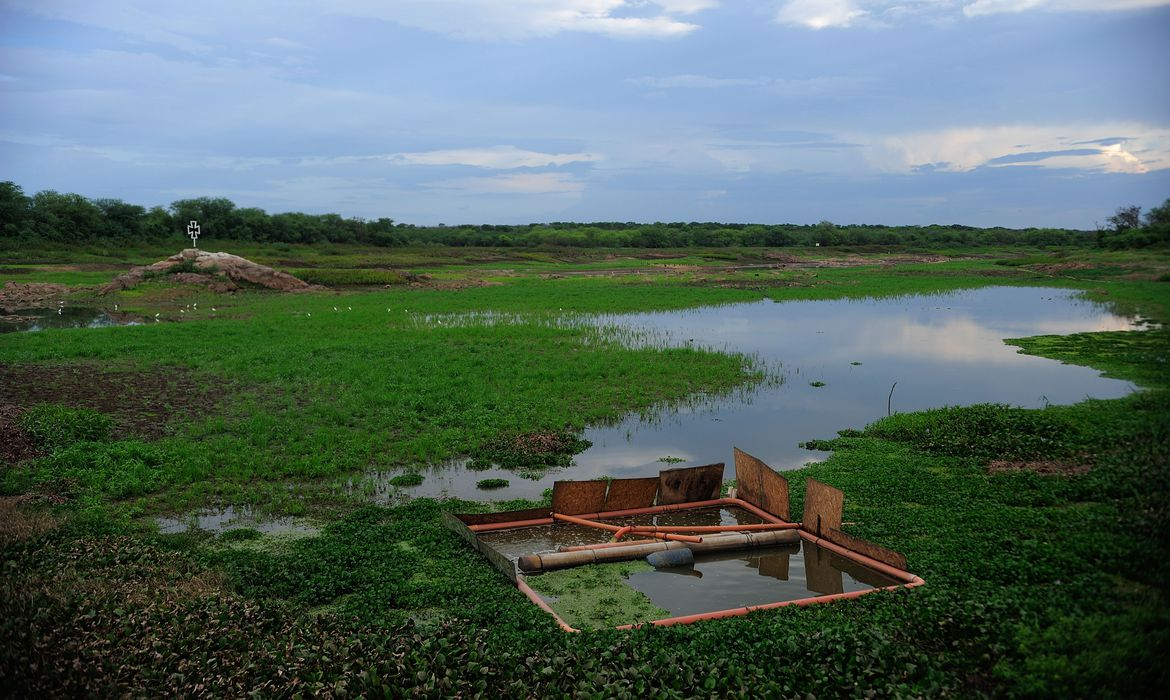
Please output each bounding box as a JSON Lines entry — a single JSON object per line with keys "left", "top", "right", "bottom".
{"left": 2, "top": 1, "right": 1168, "bottom": 227}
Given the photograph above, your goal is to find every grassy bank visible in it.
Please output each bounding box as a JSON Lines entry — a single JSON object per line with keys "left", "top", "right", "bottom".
{"left": 2, "top": 248, "right": 1169, "bottom": 696}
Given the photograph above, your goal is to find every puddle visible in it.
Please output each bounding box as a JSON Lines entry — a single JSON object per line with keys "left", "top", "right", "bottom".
{"left": 155, "top": 505, "right": 319, "bottom": 535}
{"left": 377, "top": 286, "right": 1144, "bottom": 500}
{"left": 0, "top": 306, "right": 141, "bottom": 333}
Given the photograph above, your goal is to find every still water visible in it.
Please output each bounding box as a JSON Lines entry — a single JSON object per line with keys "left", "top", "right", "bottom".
{"left": 0, "top": 306, "right": 132, "bottom": 333}
{"left": 386, "top": 286, "right": 1143, "bottom": 501}
{"left": 482, "top": 507, "right": 897, "bottom": 618}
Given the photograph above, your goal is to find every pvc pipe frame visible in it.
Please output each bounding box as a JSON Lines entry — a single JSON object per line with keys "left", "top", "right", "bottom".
{"left": 553, "top": 512, "right": 704, "bottom": 544}
{"left": 496, "top": 497, "right": 924, "bottom": 633}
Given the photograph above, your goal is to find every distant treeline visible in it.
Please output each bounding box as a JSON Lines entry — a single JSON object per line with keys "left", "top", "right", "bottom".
{"left": 2, "top": 180, "right": 1163, "bottom": 249}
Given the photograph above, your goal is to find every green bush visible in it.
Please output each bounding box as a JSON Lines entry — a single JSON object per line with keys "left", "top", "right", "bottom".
{"left": 388, "top": 473, "right": 423, "bottom": 487}
{"left": 19, "top": 404, "right": 113, "bottom": 451}
{"left": 291, "top": 268, "right": 406, "bottom": 286}
{"left": 475, "top": 478, "right": 509, "bottom": 489}
{"left": 865, "top": 403, "right": 1085, "bottom": 462}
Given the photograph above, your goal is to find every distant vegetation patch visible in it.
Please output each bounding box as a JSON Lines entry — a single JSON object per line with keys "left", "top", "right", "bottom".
{"left": 388, "top": 473, "right": 424, "bottom": 487}
{"left": 475, "top": 478, "right": 508, "bottom": 490}
{"left": 469, "top": 430, "right": 591, "bottom": 471}
{"left": 865, "top": 403, "right": 1086, "bottom": 462}
{"left": 291, "top": 268, "right": 405, "bottom": 286}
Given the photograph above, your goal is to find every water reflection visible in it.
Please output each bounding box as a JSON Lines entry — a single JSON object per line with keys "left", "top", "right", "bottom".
{"left": 373, "top": 286, "right": 1144, "bottom": 500}
{"left": 625, "top": 540, "right": 897, "bottom": 616}
{"left": 0, "top": 306, "right": 139, "bottom": 333}
{"left": 155, "top": 504, "right": 318, "bottom": 535}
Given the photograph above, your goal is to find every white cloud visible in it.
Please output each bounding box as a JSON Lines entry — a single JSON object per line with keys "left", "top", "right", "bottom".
{"left": 263, "top": 37, "right": 307, "bottom": 50}
{"left": 963, "top": 0, "right": 1170, "bottom": 17}
{"left": 326, "top": 1, "right": 711, "bottom": 39}
{"left": 425, "top": 172, "right": 585, "bottom": 194}
{"left": 866, "top": 124, "right": 1170, "bottom": 174}
{"left": 626, "top": 74, "right": 766, "bottom": 88}
{"left": 390, "top": 146, "right": 602, "bottom": 169}
{"left": 771, "top": 0, "right": 1170, "bottom": 29}
{"left": 776, "top": 0, "right": 866, "bottom": 29}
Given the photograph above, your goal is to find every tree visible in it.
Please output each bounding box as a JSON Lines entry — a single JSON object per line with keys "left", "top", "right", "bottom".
{"left": 0, "top": 181, "right": 31, "bottom": 238}
{"left": 1144, "top": 198, "right": 1170, "bottom": 227}
{"left": 1107, "top": 205, "right": 1142, "bottom": 232}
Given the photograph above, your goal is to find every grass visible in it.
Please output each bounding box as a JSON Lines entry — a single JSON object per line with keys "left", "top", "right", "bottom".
{"left": 2, "top": 244, "right": 1169, "bottom": 696}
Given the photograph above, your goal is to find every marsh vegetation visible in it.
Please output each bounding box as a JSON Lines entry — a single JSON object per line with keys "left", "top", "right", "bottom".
{"left": 2, "top": 242, "right": 1168, "bottom": 696}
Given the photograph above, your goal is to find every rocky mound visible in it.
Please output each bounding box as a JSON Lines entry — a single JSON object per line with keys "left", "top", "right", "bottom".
{"left": 104, "top": 249, "right": 318, "bottom": 293}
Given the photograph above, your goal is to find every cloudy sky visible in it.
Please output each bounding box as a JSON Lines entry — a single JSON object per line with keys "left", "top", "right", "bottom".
{"left": 2, "top": 1, "right": 1168, "bottom": 227}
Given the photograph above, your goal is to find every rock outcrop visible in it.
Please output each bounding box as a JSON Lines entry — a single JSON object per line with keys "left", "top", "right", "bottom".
{"left": 104, "top": 249, "right": 317, "bottom": 293}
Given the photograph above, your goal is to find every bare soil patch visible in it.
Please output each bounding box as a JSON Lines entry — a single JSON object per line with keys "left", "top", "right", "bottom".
{"left": 0, "top": 282, "right": 75, "bottom": 309}
{"left": 0, "top": 362, "right": 231, "bottom": 440}
{"left": 0, "top": 405, "right": 42, "bottom": 464}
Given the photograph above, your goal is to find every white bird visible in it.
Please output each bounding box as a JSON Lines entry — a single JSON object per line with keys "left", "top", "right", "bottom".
{"left": 57, "top": 308, "right": 62, "bottom": 315}
{"left": 333, "top": 306, "right": 338, "bottom": 312}
{"left": 347, "top": 306, "right": 352, "bottom": 311}
{"left": 180, "top": 309, "right": 185, "bottom": 314}
{"left": 307, "top": 312, "right": 311, "bottom": 317}
{"left": 114, "top": 304, "right": 119, "bottom": 311}
{"left": 211, "top": 307, "right": 217, "bottom": 312}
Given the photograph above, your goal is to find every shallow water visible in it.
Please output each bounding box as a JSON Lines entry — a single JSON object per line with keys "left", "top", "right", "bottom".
{"left": 488, "top": 507, "right": 898, "bottom": 618}
{"left": 625, "top": 539, "right": 898, "bottom": 617}
{"left": 0, "top": 306, "right": 135, "bottom": 333}
{"left": 383, "top": 286, "right": 1143, "bottom": 500}
{"left": 155, "top": 505, "right": 319, "bottom": 535}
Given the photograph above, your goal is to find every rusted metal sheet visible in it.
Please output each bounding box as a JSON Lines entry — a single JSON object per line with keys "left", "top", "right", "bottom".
{"left": 551, "top": 479, "right": 608, "bottom": 515}
{"left": 733, "top": 447, "right": 765, "bottom": 508}
{"left": 826, "top": 528, "right": 908, "bottom": 571}
{"left": 801, "top": 478, "right": 843, "bottom": 538}
{"left": 451, "top": 507, "right": 550, "bottom": 526}
{"left": 657, "top": 463, "right": 724, "bottom": 506}
{"left": 603, "top": 477, "right": 659, "bottom": 511}
{"left": 733, "top": 447, "right": 790, "bottom": 521}
{"left": 443, "top": 512, "right": 517, "bottom": 581}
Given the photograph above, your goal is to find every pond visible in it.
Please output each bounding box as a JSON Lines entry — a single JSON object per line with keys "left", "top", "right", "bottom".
{"left": 0, "top": 306, "right": 136, "bottom": 333}
{"left": 382, "top": 286, "right": 1144, "bottom": 501}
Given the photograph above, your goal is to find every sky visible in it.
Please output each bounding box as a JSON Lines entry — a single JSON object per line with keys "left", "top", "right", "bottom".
{"left": 1, "top": 1, "right": 1168, "bottom": 228}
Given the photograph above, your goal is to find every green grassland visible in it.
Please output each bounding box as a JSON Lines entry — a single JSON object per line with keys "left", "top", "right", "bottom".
{"left": 2, "top": 245, "right": 1168, "bottom": 696}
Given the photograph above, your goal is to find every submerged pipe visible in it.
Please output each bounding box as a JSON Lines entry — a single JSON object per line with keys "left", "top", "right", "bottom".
{"left": 625, "top": 522, "right": 800, "bottom": 535}
{"left": 611, "top": 525, "right": 635, "bottom": 542}
{"left": 552, "top": 513, "right": 702, "bottom": 544}
{"left": 466, "top": 496, "right": 790, "bottom": 535}
{"left": 516, "top": 576, "right": 578, "bottom": 633}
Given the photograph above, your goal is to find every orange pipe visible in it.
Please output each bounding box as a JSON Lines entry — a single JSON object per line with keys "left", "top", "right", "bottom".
{"left": 796, "top": 530, "right": 921, "bottom": 585}
{"left": 468, "top": 517, "right": 553, "bottom": 532}
{"left": 626, "top": 522, "right": 800, "bottom": 534}
{"left": 611, "top": 525, "right": 635, "bottom": 542}
{"left": 516, "top": 577, "right": 578, "bottom": 633}
{"left": 552, "top": 512, "right": 702, "bottom": 544}
{"left": 465, "top": 497, "right": 756, "bottom": 535}
{"left": 721, "top": 497, "right": 787, "bottom": 524}
{"left": 616, "top": 584, "right": 908, "bottom": 630}
{"left": 558, "top": 539, "right": 661, "bottom": 552}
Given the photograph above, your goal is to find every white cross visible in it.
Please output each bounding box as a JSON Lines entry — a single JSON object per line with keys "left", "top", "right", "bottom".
{"left": 187, "top": 220, "right": 200, "bottom": 248}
